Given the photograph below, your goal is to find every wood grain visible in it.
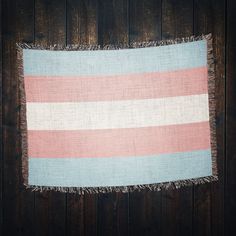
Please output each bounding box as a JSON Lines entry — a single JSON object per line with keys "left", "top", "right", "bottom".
{"left": 0, "top": 1, "right": 232, "bottom": 236}
{"left": 0, "top": 0, "right": 3, "bottom": 233}
{"left": 225, "top": 0, "right": 236, "bottom": 235}
{"left": 2, "top": 0, "right": 21, "bottom": 235}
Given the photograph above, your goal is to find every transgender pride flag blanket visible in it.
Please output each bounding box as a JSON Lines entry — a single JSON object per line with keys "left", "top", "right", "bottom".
{"left": 17, "top": 34, "right": 217, "bottom": 193}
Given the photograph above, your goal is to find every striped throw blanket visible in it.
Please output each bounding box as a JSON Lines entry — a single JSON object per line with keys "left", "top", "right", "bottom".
{"left": 17, "top": 34, "right": 217, "bottom": 193}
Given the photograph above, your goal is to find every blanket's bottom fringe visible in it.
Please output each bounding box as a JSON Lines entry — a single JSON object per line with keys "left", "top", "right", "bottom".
{"left": 24, "top": 175, "right": 218, "bottom": 195}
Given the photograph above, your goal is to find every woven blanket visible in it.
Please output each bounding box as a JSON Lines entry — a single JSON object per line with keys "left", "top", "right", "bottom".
{"left": 17, "top": 34, "right": 217, "bottom": 193}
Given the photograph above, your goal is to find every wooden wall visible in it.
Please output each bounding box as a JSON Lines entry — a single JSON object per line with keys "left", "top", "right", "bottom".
{"left": 1, "top": 0, "right": 235, "bottom": 235}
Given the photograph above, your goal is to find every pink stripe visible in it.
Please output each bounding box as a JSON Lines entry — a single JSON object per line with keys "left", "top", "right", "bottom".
{"left": 25, "top": 67, "right": 208, "bottom": 102}
{"left": 28, "top": 122, "right": 211, "bottom": 158}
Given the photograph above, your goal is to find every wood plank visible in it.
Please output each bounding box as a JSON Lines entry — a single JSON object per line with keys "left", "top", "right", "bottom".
{"left": 67, "top": 0, "right": 98, "bottom": 45}
{"left": 83, "top": 194, "right": 98, "bottom": 236}
{"left": 161, "top": 1, "right": 193, "bottom": 235}
{"left": 128, "top": 1, "right": 162, "bottom": 235}
{"left": 98, "top": 0, "right": 128, "bottom": 45}
{"left": 1, "top": 0, "right": 35, "bottom": 234}
{"left": 96, "top": 1, "right": 129, "bottom": 235}
{"left": 194, "top": 1, "right": 225, "bottom": 235}
{"left": 161, "top": 187, "right": 193, "bottom": 235}
{"left": 129, "top": 189, "right": 162, "bottom": 236}
{"left": 66, "top": 1, "right": 98, "bottom": 235}
{"left": 15, "top": 1, "right": 35, "bottom": 235}
{"left": 2, "top": 0, "right": 21, "bottom": 235}
{"left": 66, "top": 193, "right": 84, "bottom": 236}
{"left": 97, "top": 192, "right": 129, "bottom": 236}
{"left": 162, "top": 0, "right": 193, "bottom": 39}
{"left": 0, "top": 0, "right": 3, "bottom": 233}
{"left": 129, "top": 0, "right": 161, "bottom": 43}
{"left": 225, "top": 0, "right": 236, "bottom": 235}
{"left": 193, "top": 183, "right": 211, "bottom": 236}
{"left": 34, "top": 1, "right": 67, "bottom": 236}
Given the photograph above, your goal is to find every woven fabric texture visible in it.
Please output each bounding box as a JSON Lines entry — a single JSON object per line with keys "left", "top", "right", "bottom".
{"left": 17, "top": 34, "right": 217, "bottom": 193}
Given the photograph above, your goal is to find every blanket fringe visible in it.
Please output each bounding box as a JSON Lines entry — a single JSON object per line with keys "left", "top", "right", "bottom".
{"left": 17, "top": 43, "right": 29, "bottom": 185}
{"left": 17, "top": 34, "right": 212, "bottom": 51}
{"left": 17, "top": 33, "right": 218, "bottom": 194}
{"left": 25, "top": 175, "right": 218, "bottom": 195}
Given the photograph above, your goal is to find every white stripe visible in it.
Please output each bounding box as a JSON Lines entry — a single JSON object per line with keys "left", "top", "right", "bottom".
{"left": 27, "top": 94, "right": 209, "bottom": 130}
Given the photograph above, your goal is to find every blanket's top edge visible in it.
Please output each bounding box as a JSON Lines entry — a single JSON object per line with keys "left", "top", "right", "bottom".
{"left": 16, "top": 34, "right": 212, "bottom": 51}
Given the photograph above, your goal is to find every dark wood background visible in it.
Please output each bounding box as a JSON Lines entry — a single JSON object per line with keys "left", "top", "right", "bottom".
{"left": 1, "top": 0, "right": 235, "bottom": 235}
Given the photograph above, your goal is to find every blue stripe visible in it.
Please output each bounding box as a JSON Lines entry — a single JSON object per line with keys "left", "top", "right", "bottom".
{"left": 23, "top": 40, "right": 207, "bottom": 76}
{"left": 29, "top": 149, "right": 212, "bottom": 187}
